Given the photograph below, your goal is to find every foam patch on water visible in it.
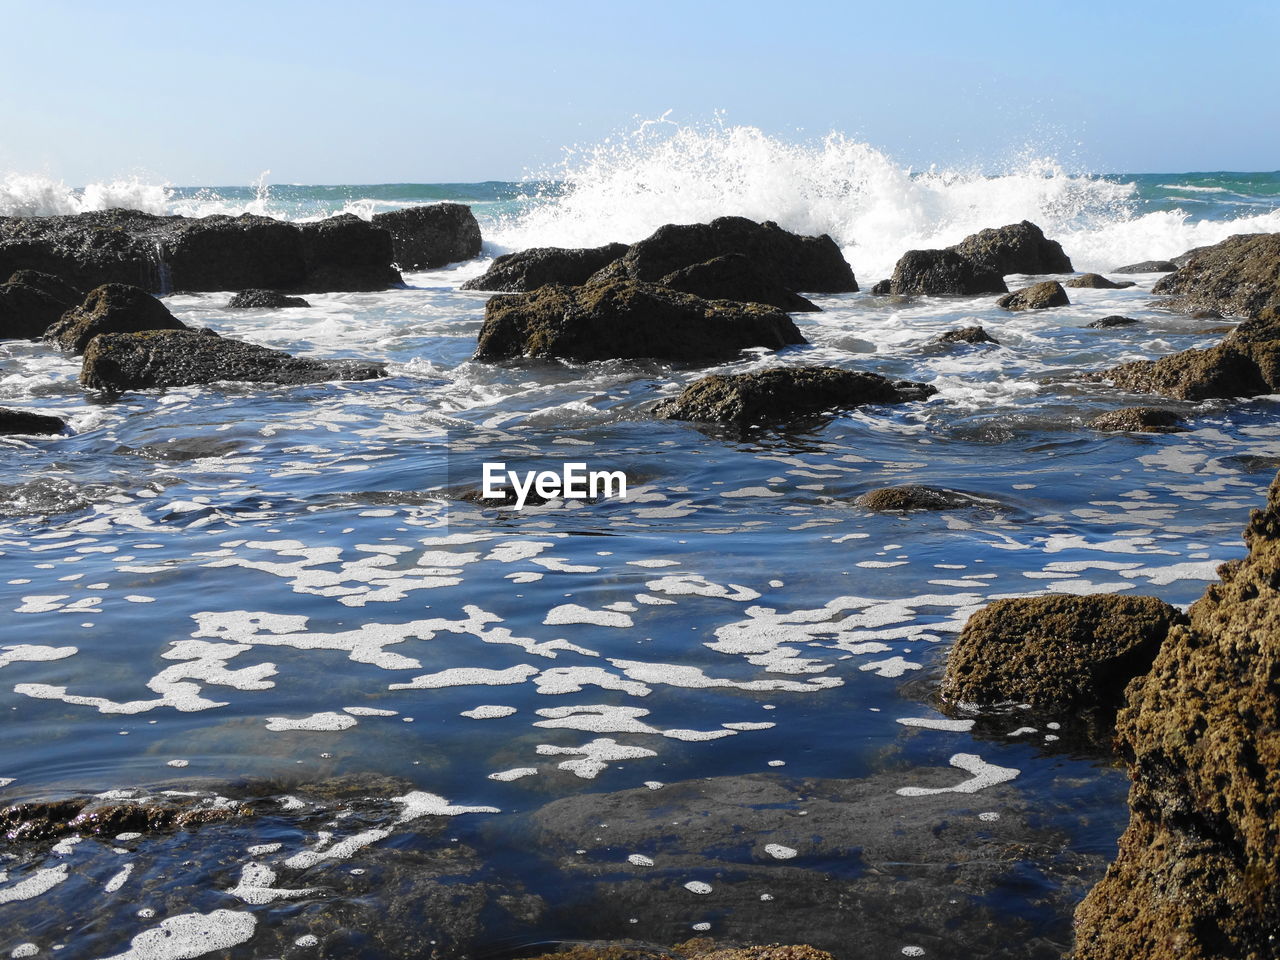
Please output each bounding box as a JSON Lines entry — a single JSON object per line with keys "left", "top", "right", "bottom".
{"left": 100, "top": 909, "right": 257, "bottom": 959}
{"left": 897, "top": 754, "right": 1020, "bottom": 796}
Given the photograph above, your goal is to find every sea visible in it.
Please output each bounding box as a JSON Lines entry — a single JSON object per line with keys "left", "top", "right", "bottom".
{"left": 1, "top": 124, "right": 1278, "bottom": 959}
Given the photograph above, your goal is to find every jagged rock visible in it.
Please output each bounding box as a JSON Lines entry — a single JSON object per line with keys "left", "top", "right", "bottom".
{"left": 882, "top": 249, "right": 1008, "bottom": 296}
{"left": 855, "top": 485, "right": 997, "bottom": 511}
{"left": 997, "top": 281, "right": 1069, "bottom": 311}
{"left": 80, "top": 329, "right": 385, "bottom": 391}
{"left": 652, "top": 366, "right": 935, "bottom": 425}
{"left": 6, "top": 269, "right": 82, "bottom": 305}
{"left": 0, "top": 406, "right": 65, "bottom": 435}
{"left": 949, "top": 220, "right": 1073, "bottom": 275}
{"left": 1088, "top": 316, "right": 1139, "bottom": 328}
{"left": 1066, "top": 273, "right": 1136, "bottom": 289}
{"left": 1112, "top": 260, "right": 1177, "bottom": 274}
{"left": 0, "top": 209, "right": 401, "bottom": 293}
{"left": 461, "top": 243, "right": 629, "bottom": 292}
{"left": 938, "top": 325, "right": 999, "bottom": 345}
{"left": 371, "top": 203, "right": 482, "bottom": 270}
{"left": 46, "top": 282, "right": 187, "bottom": 353}
{"left": 1073, "top": 472, "right": 1280, "bottom": 958}
{"left": 227, "top": 289, "right": 311, "bottom": 309}
{"left": 1171, "top": 246, "right": 1211, "bottom": 268}
{"left": 1088, "top": 407, "right": 1187, "bottom": 433}
{"left": 1151, "top": 233, "right": 1280, "bottom": 320}
{"left": 1103, "top": 340, "right": 1279, "bottom": 401}
{"left": 652, "top": 253, "right": 819, "bottom": 312}
{"left": 941, "top": 595, "right": 1186, "bottom": 715}
{"left": 473, "top": 279, "right": 805, "bottom": 363}
{"left": 0, "top": 280, "right": 72, "bottom": 339}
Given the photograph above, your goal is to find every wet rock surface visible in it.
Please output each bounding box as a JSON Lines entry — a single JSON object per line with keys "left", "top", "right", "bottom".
{"left": 0, "top": 406, "right": 66, "bottom": 435}
{"left": 462, "top": 243, "right": 632, "bottom": 292}
{"left": 0, "top": 280, "right": 71, "bottom": 340}
{"left": 650, "top": 253, "right": 820, "bottom": 312}
{"left": 855, "top": 485, "right": 998, "bottom": 511}
{"left": 1088, "top": 407, "right": 1187, "bottom": 433}
{"left": 45, "top": 282, "right": 188, "bottom": 353}
{"left": 1103, "top": 338, "right": 1279, "bottom": 401}
{"left": 227, "top": 289, "right": 312, "bottom": 309}
{"left": 80, "top": 329, "right": 386, "bottom": 391}
{"left": 1112, "top": 260, "right": 1177, "bottom": 274}
{"left": 937, "top": 325, "right": 999, "bottom": 345}
{"left": 1065, "top": 274, "right": 1135, "bottom": 289}
{"left": 1074, "top": 472, "right": 1280, "bottom": 958}
{"left": 371, "top": 202, "right": 482, "bottom": 270}
{"left": 882, "top": 248, "right": 1007, "bottom": 296}
{"left": 949, "top": 220, "right": 1073, "bottom": 276}
{"left": 652, "top": 367, "right": 936, "bottom": 426}
{"left": 1151, "top": 232, "right": 1280, "bottom": 321}
{"left": 6, "top": 269, "right": 83, "bottom": 306}
{"left": 473, "top": 279, "right": 806, "bottom": 363}
{"left": 1087, "top": 315, "right": 1139, "bottom": 328}
{"left": 997, "top": 281, "right": 1069, "bottom": 311}
{"left": 940, "top": 595, "right": 1186, "bottom": 715}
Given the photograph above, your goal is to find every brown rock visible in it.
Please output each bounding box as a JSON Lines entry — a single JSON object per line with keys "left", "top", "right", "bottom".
{"left": 45, "top": 283, "right": 187, "bottom": 353}
{"left": 856, "top": 485, "right": 997, "bottom": 511}
{"left": 881, "top": 249, "right": 1007, "bottom": 296}
{"left": 654, "top": 253, "right": 819, "bottom": 312}
{"left": 949, "top": 220, "right": 1074, "bottom": 275}
{"left": 997, "top": 281, "right": 1069, "bottom": 311}
{"left": 938, "top": 325, "right": 999, "bottom": 345}
{"left": 461, "top": 243, "right": 629, "bottom": 292}
{"left": 1065, "top": 273, "right": 1136, "bottom": 289}
{"left": 1151, "top": 233, "right": 1280, "bottom": 320}
{"left": 1088, "top": 407, "right": 1188, "bottom": 433}
{"left": 1104, "top": 341, "right": 1276, "bottom": 401}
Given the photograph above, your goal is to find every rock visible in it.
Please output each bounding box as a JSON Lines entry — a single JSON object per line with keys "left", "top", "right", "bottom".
{"left": 371, "top": 203, "right": 482, "bottom": 270}
{"left": 525, "top": 941, "right": 835, "bottom": 960}
{"left": 653, "top": 253, "right": 819, "bottom": 312}
{"left": 1087, "top": 315, "right": 1139, "bottom": 328}
{"left": 1088, "top": 407, "right": 1187, "bottom": 433}
{"left": 855, "top": 485, "right": 997, "bottom": 511}
{"left": 1065, "top": 273, "right": 1136, "bottom": 289}
{"left": 652, "top": 366, "right": 936, "bottom": 426}
{"left": 0, "top": 795, "right": 244, "bottom": 843}
{"left": 6, "top": 269, "right": 82, "bottom": 305}
{"left": 870, "top": 279, "right": 892, "bottom": 295}
{"left": 1103, "top": 340, "right": 1278, "bottom": 401}
{"left": 473, "top": 279, "right": 806, "bottom": 363}
{"left": 0, "top": 280, "right": 72, "bottom": 339}
{"left": 0, "top": 209, "right": 401, "bottom": 293}
{"left": 1151, "top": 233, "right": 1280, "bottom": 320}
{"left": 227, "top": 289, "right": 311, "bottom": 309}
{"left": 949, "top": 220, "right": 1073, "bottom": 275}
{"left": 0, "top": 406, "right": 65, "bottom": 435}
{"left": 1112, "top": 260, "right": 1178, "bottom": 274}
{"left": 80, "top": 329, "right": 385, "bottom": 391}
{"left": 1171, "top": 246, "right": 1211, "bottom": 268}
{"left": 1073, "top": 472, "right": 1280, "bottom": 957}
{"left": 997, "top": 280, "right": 1069, "bottom": 311}
{"left": 45, "top": 283, "right": 188, "bottom": 353}
{"left": 941, "top": 595, "right": 1186, "bottom": 715}
{"left": 613, "top": 216, "right": 857, "bottom": 292}
{"left": 938, "top": 325, "right": 999, "bottom": 345}
{"left": 882, "top": 249, "right": 1008, "bottom": 296}
{"left": 462, "top": 242, "right": 629, "bottom": 292}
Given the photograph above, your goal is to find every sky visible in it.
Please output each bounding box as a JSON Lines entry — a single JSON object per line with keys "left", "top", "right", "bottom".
{"left": 1, "top": 0, "right": 1277, "bottom": 186}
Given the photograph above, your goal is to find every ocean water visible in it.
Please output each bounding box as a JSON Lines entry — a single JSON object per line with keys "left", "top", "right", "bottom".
{"left": 1, "top": 126, "right": 1279, "bottom": 958}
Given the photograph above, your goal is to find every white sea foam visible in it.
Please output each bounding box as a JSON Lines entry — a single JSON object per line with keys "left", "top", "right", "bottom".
{"left": 101, "top": 909, "right": 257, "bottom": 959}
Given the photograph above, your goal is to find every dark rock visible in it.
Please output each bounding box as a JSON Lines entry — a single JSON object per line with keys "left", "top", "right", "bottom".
{"left": 1103, "top": 341, "right": 1278, "bottom": 401}
{"left": 997, "top": 280, "right": 1069, "bottom": 311}
{"left": 1191, "top": 308, "right": 1224, "bottom": 320}
{"left": 0, "top": 795, "right": 245, "bottom": 843}
{"left": 1112, "top": 260, "right": 1178, "bottom": 274}
{"left": 938, "top": 325, "right": 999, "bottom": 345}
{"left": 526, "top": 943, "right": 833, "bottom": 960}
{"left": 6, "top": 269, "right": 82, "bottom": 305}
{"left": 882, "top": 249, "right": 1008, "bottom": 296}
{"left": 855, "top": 485, "right": 997, "bottom": 511}
{"left": 1171, "top": 245, "right": 1211, "bottom": 268}
{"left": 461, "top": 242, "right": 629, "bottom": 292}
{"left": 1151, "top": 233, "right": 1280, "bottom": 320}
{"left": 870, "top": 279, "right": 892, "bottom": 295}
{"left": 0, "top": 406, "right": 66, "bottom": 435}
{"left": 1065, "top": 273, "right": 1136, "bottom": 289}
{"left": 371, "top": 203, "right": 482, "bottom": 270}
{"left": 941, "top": 595, "right": 1186, "bottom": 714}
{"left": 80, "top": 329, "right": 385, "bottom": 391}
{"left": 654, "top": 253, "right": 819, "bottom": 312}
{"left": 0, "top": 209, "right": 401, "bottom": 293}
{"left": 949, "top": 220, "right": 1073, "bottom": 275}
{"left": 1088, "top": 407, "right": 1188, "bottom": 433}
{"left": 473, "top": 279, "right": 806, "bottom": 363}
{"left": 46, "top": 282, "right": 187, "bottom": 353}
{"left": 614, "top": 216, "right": 857, "bottom": 293}
{"left": 0, "top": 281, "right": 72, "bottom": 339}
{"left": 1088, "top": 315, "right": 1140, "bottom": 328}
{"left": 652, "top": 366, "right": 935, "bottom": 426}
{"left": 227, "top": 289, "right": 311, "bottom": 309}
{"left": 1074, "top": 472, "right": 1280, "bottom": 957}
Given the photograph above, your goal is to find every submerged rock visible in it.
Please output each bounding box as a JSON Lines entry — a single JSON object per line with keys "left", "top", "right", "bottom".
{"left": 80, "top": 329, "right": 385, "bottom": 391}
{"left": 652, "top": 366, "right": 936, "bottom": 426}
{"left": 0, "top": 406, "right": 66, "bottom": 435}
{"left": 0, "top": 795, "right": 245, "bottom": 843}
{"left": 855, "top": 485, "right": 997, "bottom": 511}
{"left": 941, "top": 595, "right": 1186, "bottom": 714}
{"left": 462, "top": 242, "right": 630, "bottom": 292}
{"left": 0, "top": 279, "right": 71, "bottom": 339}
{"left": 881, "top": 248, "right": 1007, "bottom": 296}
{"left": 997, "top": 280, "right": 1069, "bottom": 311}
{"left": 371, "top": 202, "right": 482, "bottom": 270}
{"left": 1087, "top": 315, "right": 1139, "bottom": 328}
{"left": 473, "top": 279, "right": 805, "bottom": 363}
{"left": 1151, "top": 232, "right": 1280, "bottom": 320}
{"left": 526, "top": 942, "right": 835, "bottom": 960}
{"left": 1073, "top": 472, "right": 1280, "bottom": 958}
{"left": 227, "top": 289, "right": 312, "bottom": 309}
{"left": 1065, "top": 273, "right": 1136, "bottom": 289}
{"left": 938, "top": 325, "right": 999, "bottom": 345}
{"left": 949, "top": 220, "right": 1074, "bottom": 276}
{"left": 1112, "top": 259, "right": 1177, "bottom": 274}
{"left": 651, "top": 253, "right": 819, "bottom": 312}
{"left": 1088, "top": 407, "right": 1187, "bottom": 433}
{"left": 46, "top": 282, "right": 188, "bottom": 353}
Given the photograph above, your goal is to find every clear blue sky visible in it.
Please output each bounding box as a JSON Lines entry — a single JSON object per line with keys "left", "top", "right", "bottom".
{"left": 2, "top": 0, "right": 1277, "bottom": 185}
